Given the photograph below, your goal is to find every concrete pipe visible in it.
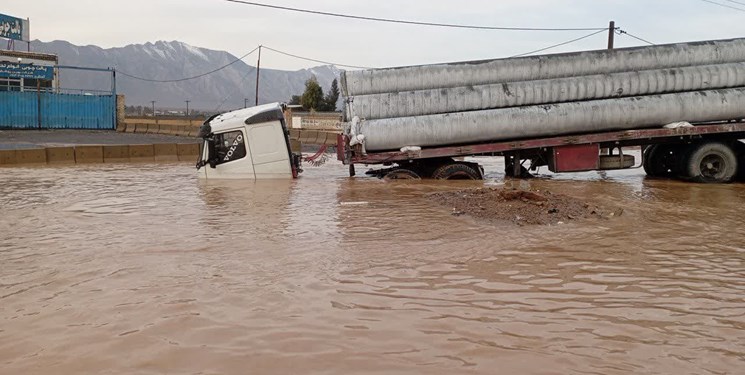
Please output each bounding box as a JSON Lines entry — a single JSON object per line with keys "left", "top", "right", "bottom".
{"left": 358, "top": 88, "right": 745, "bottom": 151}
{"left": 341, "top": 38, "right": 745, "bottom": 97}
{"left": 346, "top": 63, "right": 745, "bottom": 120}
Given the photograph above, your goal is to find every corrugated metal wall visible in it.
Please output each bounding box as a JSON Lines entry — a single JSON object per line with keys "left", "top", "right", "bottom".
{"left": 0, "top": 91, "right": 115, "bottom": 130}
{"left": 0, "top": 92, "right": 38, "bottom": 128}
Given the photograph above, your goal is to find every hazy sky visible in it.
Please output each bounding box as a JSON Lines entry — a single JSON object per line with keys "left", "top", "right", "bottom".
{"left": 4, "top": 0, "right": 745, "bottom": 70}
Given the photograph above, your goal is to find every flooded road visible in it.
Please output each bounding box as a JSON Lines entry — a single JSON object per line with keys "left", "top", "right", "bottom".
{"left": 1, "top": 159, "right": 744, "bottom": 374}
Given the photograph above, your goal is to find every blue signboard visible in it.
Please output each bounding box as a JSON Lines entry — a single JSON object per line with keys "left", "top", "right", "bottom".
{"left": 0, "top": 13, "right": 28, "bottom": 42}
{"left": 0, "top": 62, "right": 53, "bottom": 80}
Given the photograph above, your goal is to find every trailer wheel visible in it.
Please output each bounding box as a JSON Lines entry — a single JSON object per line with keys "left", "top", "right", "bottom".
{"left": 645, "top": 144, "right": 682, "bottom": 177}
{"left": 681, "top": 142, "right": 738, "bottom": 183}
{"left": 642, "top": 145, "right": 659, "bottom": 176}
{"left": 734, "top": 141, "right": 745, "bottom": 181}
{"left": 432, "top": 163, "right": 482, "bottom": 180}
{"left": 383, "top": 168, "right": 421, "bottom": 180}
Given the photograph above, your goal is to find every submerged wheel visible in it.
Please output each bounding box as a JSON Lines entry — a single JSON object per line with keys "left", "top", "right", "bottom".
{"left": 643, "top": 145, "right": 659, "bottom": 176}
{"left": 432, "top": 163, "right": 483, "bottom": 180}
{"left": 645, "top": 144, "right": 684, "bottom": 177}
{"left": 681, "top": 142, "right": 738, "bottom": 183}
{"left": 734, "top": 141, "right": 745, "bottom": 181}
{"left": 383, "top": 168, "right": 421, "bottom": 180}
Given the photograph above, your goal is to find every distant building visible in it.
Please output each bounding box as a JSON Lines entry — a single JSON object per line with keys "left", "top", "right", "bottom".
{"left": 285, "top": 109, "right": 342, "bottom": 131}
{"left": 0, "top": 49, "right": 58, "bottom": 92}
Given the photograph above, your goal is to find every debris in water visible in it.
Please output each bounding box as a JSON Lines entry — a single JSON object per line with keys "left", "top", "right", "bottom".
{"left": 430, "top": 187, "right": 614, "bottom": 226}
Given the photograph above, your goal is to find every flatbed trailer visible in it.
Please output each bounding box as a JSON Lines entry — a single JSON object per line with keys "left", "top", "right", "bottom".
{"left": 337, "top": 121, "right": 745, "bottom": 183}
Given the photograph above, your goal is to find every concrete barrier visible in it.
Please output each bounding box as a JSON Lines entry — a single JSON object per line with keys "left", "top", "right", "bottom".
{"left": 1, "top": 143, "right": 200, "bottom": 167}
{"left": 128, "top": 144, "right": 155, "bottom": 161}
{"left": 14, "top": 149, "right": 46, "bottom": 165}
{"left": 46, "top": 147, "right": 76, "bottom": 164}
{"left": 177, "top": 125, "right": 189, "bottom": 136}
{"left": 0, "top": 150, "right": 17, "bottom": 165}
{"left": 146, "top": 124, "right": 160, "bottom": 134}
{"left": 75, "top": 146, "right": 104, "bottom": 163}
{"left": 290, "top": 139, "right": 302, "bottom": 153}
{"left": 134, "top": 123, "right": 148, "bottom": 134}
{"left": 158, "top": 124, "right": 174, "bottom": 135}
{"left": 177, "top": 143, "right": 200, "bottom": 161}
{"left": 103, "top": 145, "right": 130, "bottom": 163}
{"left": 153, "top": 143, "right": 179, "bottom": 161}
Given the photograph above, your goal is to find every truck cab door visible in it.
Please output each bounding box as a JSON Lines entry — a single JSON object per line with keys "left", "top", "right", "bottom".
{"left": 246, "top": 121, "right": 293, "bottom": 179}
{"left": 203, "top": 128, "right": 256, "bottom": 179}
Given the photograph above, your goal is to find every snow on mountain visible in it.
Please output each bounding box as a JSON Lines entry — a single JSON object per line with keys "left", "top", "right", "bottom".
{"left": 29, "top": 40, "right": 342, "bottom": 111}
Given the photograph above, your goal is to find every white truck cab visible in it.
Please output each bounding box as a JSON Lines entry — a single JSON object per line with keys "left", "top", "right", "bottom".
{"left": 196, "top": 103, "right": 301, "bottom": 179}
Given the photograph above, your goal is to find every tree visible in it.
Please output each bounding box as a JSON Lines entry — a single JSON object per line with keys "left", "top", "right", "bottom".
{"left": 321, "top": 78, "right": 340, "bottom": 112}
{"left": 300, "top": 76, "right": 324, "bottom": 111}
{"left": 288, "top": 95, "right": 301, "bottom": 105}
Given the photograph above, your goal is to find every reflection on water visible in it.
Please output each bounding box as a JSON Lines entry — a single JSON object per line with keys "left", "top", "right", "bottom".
{"left": 1, "top": 160, "right": 744, "bottom": 374}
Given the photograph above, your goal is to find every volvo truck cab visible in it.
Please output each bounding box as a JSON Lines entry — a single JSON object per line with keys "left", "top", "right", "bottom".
{"left": 196, "top": 103, "right": 301, "bottom": 179}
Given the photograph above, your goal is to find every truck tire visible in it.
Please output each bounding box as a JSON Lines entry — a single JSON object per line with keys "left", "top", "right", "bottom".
{"left": 432, "top": 163, "right": 482, "bottom": 180}
{"left": 384, "top": 168, "right": 421, "bottom": 180}
{"left": 645, "top": 144, "right": 683, "bottom": 177}
{"left": 681, "top": 141, "right": 738, "bottom": 183}
{"left": 734, "top": 141, "right": 745, "bottom": 181}
{"left": 642, "top": 145, "right": 659, "bottom": 176}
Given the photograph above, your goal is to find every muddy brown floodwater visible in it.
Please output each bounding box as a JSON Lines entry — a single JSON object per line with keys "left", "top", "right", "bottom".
{"left": 1, "top": 157, "right": 744, "bottom": 374}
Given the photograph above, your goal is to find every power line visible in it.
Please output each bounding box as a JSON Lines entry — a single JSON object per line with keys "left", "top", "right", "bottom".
{"left": 213, "top": 60, "right": 258, "bottom": 112}
{"left": 699, "top": 0, "right": 745, "bottom": 12}
{"left": 118, "top": 45, "right": 260, "bottom": 82}
{"left": 617, "top": 29, "right": 655, "bottom": 45}
{"left": 262, "top": 46, "right": 372, "bottom": 69}
{"left": 510, "top": 29, "right": 607, "bottom": 58}
{"left": 224, "top": 0, "right": 607, "bottom": 32}
{"left": 723, "top": 0, "right": 745, "bottom": 6}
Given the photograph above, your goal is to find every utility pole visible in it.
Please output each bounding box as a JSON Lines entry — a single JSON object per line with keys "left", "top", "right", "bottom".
{"left": 151, "top": 101, "right": 156, "bottom": 116}
{"left": 600, "top": 22, "right": 615, "bottom": 158}
{"left": 255, "top": 45, "right": 262, "bottom": 106}
{"left": 244, "top": 98, "right": 248, "bottom": 108}
{"left": 185, "top": 100, "right": 190, "bottom": 116}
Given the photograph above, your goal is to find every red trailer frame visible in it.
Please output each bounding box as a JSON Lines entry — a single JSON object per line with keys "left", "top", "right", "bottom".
{"left": 337, "top": 121, "right": 745, "bottom": 181}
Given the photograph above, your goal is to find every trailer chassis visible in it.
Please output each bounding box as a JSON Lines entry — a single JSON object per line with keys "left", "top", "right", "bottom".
{"left": 337, "top": 121, "right": 745, "bottom": 182}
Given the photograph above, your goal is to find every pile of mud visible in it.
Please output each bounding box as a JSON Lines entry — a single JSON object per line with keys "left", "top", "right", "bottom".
{"left": 431, "top": 187, "right": 621, "bottom": 226}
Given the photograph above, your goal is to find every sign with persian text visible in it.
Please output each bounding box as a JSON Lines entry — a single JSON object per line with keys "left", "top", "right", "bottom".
{"left": 0, "top": 62, "right": 53, "bottom": 80}
{"left": 0, "top": 13, "right": 29, "bottom": 42}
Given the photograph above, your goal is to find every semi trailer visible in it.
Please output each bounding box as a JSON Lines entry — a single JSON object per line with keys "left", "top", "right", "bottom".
{"left": 197, "top": 37, "right": 745, "bottom": 182}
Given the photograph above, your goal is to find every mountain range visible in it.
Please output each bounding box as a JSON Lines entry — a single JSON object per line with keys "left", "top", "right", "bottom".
{"left": 29, "top": 40, "right": 341, "bottom": 111}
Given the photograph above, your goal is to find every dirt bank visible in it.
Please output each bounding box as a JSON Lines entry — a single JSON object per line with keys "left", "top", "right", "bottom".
{"left": 431, "top": 187, "right": 620, "bottom": 226}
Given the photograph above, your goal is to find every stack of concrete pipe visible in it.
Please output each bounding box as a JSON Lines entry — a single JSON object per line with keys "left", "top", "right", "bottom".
{"left": 340, "top": 38, "right": 745, "bottom": 151}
